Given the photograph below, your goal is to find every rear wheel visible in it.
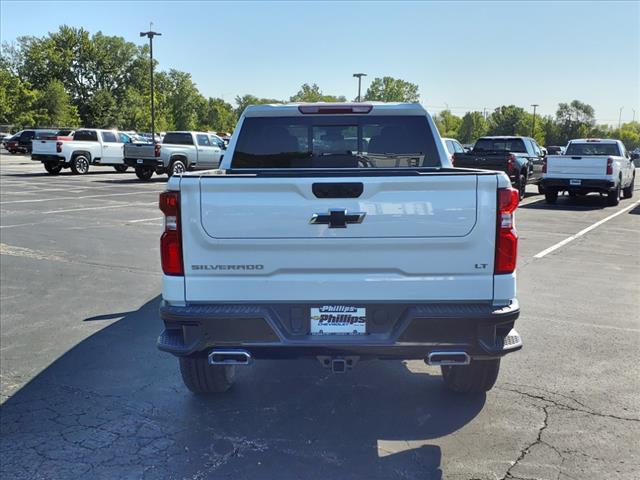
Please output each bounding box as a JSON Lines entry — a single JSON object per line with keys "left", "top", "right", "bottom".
{"left": 537, "top": 183, "right": 546, "bottom": 195}
{"left": 544, "top": 190, "right": 558, "bottom": 204}
{"left": 168, "top": 159, "right": 186, "bottom": 178}
{"left": 622, "top": 175, "right": 635, "bottom": 199}
{"left": 8, "top": 149, "right": 17, "bottom": 154}
{"left": 44, "top": 162, "right": 62, "bottom": 175}
{"left": 607, "top": 183, "right": 621, "bottom": 206}
{"left": 179, "top": 356, "right": 235, "bottom": 394}
{"left": 114, "top": 165, "right": 128, "bottom": 173}
{"left": 441, "top": 359, "right": 501, "bottom": 393}
{"left": 70, "top": 154, "right": 90, "bottom": 175}
{"left": 135, "top": 167, "right": 153, "bottom": 181}
{"left": 517, "top": 173, "right": 527, "bottom": 200}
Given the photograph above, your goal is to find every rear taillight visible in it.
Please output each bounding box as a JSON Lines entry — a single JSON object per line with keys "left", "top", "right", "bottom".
{"left": 56, "top": 141, "right": 63, "bottom": 153}
{"left": 506, "top": 154, "right": 516, "bottom": 172}
{"left": 495, "top": 187, "right": 519, "bottom": 275}
{"left": 542, "top": 158, "right": 547, "bottom": 174}
{"left": 154, "top": 143, "right": 161, "bottom": 157}
{"left": 159, "top": 191, "right": 183, "bottom": 276}
{"left": 606, "top": 157, "right": 613, "bottom": 175}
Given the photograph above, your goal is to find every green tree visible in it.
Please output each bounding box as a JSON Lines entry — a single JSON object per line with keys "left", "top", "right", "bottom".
{"left": 363, "top": 76, "right": 419, "bottom": 103}
{"left": 0, "top": 70, "right": 39, "bottom": 127}
{"left": 200, "top": 97, "right": 236, "bottom": 133}
{"left": 161, "top": 70, "right": 205, "bottom": 131}
{"left": 457, "top": 112, "right": 488, "bottom": 144}
{"left": 611, "top": 122, "right": 640, "bottom": 150}
{"left": 34, "top": 80, "right": 80, "bottom": 127}
{"left": 84, "top": 89, "right": 120, "bottom": 128}
{"left": 289, "top": 83, "right": 346, "bottom": 103}
{"left": 433, "top": 110, "right": 462, "bottom": 138}
{"left": 487, "top": 105, "right": 530, "bottom": 136}
{"left": 234, "top": 94, "right": 282, "bottom": 116}
{"left": 555, "top": 100, "right": 595, "bottom": 144}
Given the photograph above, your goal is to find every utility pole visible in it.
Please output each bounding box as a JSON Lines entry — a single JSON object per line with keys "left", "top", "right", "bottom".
{"left": 618, "top": 107, "right": 623, "bottom": 128}
{"left": 353, "top": 73, "right": 367, "bottom": 102}
{"left": 140, "top": 24, "right": 162, "bottom": 143}
{"left": 531, "top": 104, "right": 539, "bottom": 138}
{"left": 633, "top": 109, "right": 636, "bottom": 122}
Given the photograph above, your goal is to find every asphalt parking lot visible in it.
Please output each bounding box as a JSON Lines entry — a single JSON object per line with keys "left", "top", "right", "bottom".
{"left": 1, "top": 152, "right": 639, "bottom": 480}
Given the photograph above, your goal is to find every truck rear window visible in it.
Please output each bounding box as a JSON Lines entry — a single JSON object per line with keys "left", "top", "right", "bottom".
{"left": 231, "top": 116, "right": 441, "bottom": 169}
{"left": 565, "top": 143, "right": 620, "bottom": 156}
{"left": 73, "top": 130, "right": 98, "bottom": 142}
{"left": 474, "top": 138, "right": 527, "bottom": 153}
{"left": 163, "top": 133, "right": 194, "bottom": 145}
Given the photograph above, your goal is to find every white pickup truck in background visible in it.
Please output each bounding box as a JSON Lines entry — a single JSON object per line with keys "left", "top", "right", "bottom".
{"left": 123, "top": 131, "right": 225, "bottom": 180}
{"left": 31, "top": 129, "right": 133, "bottom": 175}
{"left": 156, "top": 102, "right": 523, "bottom": 395}
{"left": 540, "top": 138, "right": 636, "bottom": 205}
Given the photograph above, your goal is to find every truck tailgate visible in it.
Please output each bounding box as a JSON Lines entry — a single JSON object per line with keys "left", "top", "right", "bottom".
{"left": 32, "top": 140, "right": 58, "bottom": 155}
{"left": 546, "top": 155, "right": 608, "bottom": 178}
{"left": 124, "top": 143, "right": 155, "bottom": 159}
{"left": 180, "top": 172, "right": 499, "bottom": 302}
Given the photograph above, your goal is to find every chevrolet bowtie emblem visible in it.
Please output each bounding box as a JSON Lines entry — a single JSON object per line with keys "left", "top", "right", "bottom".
{"left": 310, "top": 209, "right": 366, "bottom": 228}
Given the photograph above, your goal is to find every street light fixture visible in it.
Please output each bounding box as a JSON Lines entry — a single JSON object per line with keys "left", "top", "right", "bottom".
{"left": 140, "top": 26, "right": 162, "bottom": 144}
{"left": 531, "top": 104, "right": 539, "bottom": 138}
{"left": 353, "top": 73, "right": 367, "bottom": 102}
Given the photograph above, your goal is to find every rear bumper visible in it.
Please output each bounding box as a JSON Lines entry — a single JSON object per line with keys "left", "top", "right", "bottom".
{"left": 31, "top": 154, "right": 66, "bottom": 163}
{"left": 124, "top": 157, "right": 164, "bottom": 169}
{"left": 157, "top": 300, "right": 521, "bottom": 360}
{"left": 541, "top": 177, "right": 615, "bottom": 192}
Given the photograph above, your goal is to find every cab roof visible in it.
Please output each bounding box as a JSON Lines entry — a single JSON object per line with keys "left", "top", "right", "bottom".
{"left": 243, "top": 102, "right": 428, "bottom": 117}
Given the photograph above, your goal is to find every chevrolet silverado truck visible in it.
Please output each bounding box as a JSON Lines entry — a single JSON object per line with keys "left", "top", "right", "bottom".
{"left": 540, "top": 138, "right": 635, "bottom": 205}
{"left": 31, "top": 129, "right": 132, "bottom": 174}
{"left": 156, "top": 103, "right": 522, "bottom": 394}
{"left": 452, "top": 136, "right": 545, "bottom": 199}
{"left": 123, "top": 131, "right": 224, "bottom": 181}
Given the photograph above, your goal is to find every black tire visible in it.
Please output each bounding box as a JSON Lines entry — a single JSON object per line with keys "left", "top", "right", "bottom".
{"left": 70, "top": 154, "right": 90, "bottom": 174}
{"left": 568, "top": 190, "right": 577, "bottom": 197}
{"left": 544, "top": 190, "right": 558, "bottom": 204}
{"left": 517, "top": 173, "right": 526, "bottom": 200}
{"left": 114, "top": 165, "right": 128, "bottom": 173}
{"left": 44, "top": 162, "right": 62, "bottom": 175}
{"left": 179, "top": 357, "right": 235, "bottom": 393}
{"left": 168, "top": 159, "right": 187, "bottom": 178}
{"left": 441, "top": 359, "right": 501, "bottom": 393}
{"left": 607, "top": 183, "right": 621, "bottom": 206}
{"left": 537, "top": 183, "right": 546, "bottom": 195}
{"left": 135, "top": 167, "right": 153, "bottom": 181}
{"left": 622, "top": 175, "right": 635, "bottom": 199}
{"left": 8, "top": 149, "right": 17, "bottom": 154}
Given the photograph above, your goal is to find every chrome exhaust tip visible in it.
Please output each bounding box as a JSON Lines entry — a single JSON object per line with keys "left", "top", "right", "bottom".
{"left": 208, "top": 349, "right": 252, "bottom": 366}
{"left": 426, "top": 351, "right": 471, "bottom": 366}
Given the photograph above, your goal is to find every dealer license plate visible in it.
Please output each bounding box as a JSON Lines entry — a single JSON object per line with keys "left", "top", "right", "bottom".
{"left": 570, "top": 179, "right": 581, "bottom": 186}
{"left": 310, "top": 306, "right": 366, "bottom": 335}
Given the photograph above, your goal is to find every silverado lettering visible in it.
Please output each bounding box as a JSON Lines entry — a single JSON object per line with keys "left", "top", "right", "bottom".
{"left": 191, "top": 264, "right": 264, "bottom": 270}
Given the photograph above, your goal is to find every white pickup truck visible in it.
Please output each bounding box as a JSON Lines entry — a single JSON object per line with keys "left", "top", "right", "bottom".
{"left": 31, "top": 129, "right": 132, "bottom": 175}
{"left": 123, "top": 131, "right": 225, "bottom": 180}
{"left": 540, "top": 138, "right": 636, "bottom": 205}
{"left": 156, "top": 103, "right": 522, "bottom": 395}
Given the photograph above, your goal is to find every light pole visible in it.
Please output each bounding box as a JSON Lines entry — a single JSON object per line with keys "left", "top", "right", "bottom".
{"left": 618, "top": 107, "right": 623, "bottom": 129}
{"left": 140, "top": 25, "right": 162, "bottom": 143}
{"left": 353, "top": 73, "right": 367, "bottom": 102}
{"left": 531, "top": 104, "right": 539, "bottom": 138}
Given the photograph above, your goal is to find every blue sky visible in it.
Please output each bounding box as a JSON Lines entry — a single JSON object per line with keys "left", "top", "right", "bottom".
{"left": 1, "top": 0, "right": 638, "bottom": 124}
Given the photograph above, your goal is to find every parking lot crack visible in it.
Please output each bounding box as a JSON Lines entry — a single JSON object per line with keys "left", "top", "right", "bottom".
{"left": 497, "top": 385, "right": 640, "bottom": 422}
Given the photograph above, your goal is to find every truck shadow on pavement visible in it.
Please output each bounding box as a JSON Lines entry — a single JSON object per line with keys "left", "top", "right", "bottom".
{"left": 519, "top": 194, "right": 612, "bottom": 211}
{"left": 1, "top": 296, "right": 485, "bottom": 480}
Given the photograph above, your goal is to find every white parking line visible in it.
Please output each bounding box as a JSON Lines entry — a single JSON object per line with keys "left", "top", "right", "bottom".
{"left": 1, "top": 191, "right": 155, "bottom": 205}
{"left": 44, "top": 202, "right": 157, "bottom": 214}
{"left": 533, "top": 200, "right": 640, "bottom": 259}
{"left": 127, "top": 216, "right": 163, "bottom": 223}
